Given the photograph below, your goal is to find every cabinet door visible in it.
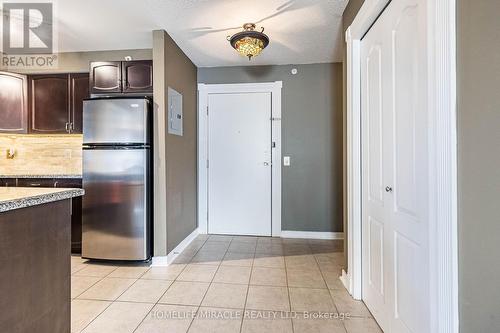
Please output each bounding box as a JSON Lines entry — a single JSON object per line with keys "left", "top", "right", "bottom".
{"left": 0, "top": 71, "right": 28, "bottom": 133}
{"left": 122, "top": 60, "right": 153, "bottom": 93}
{"left": 29, "top": 74, "right": 70, "bottom": 134}
{"left": 55, "top": 178, "right": 83, "bottom": 254}
{"left": 0, "top": 178, "right": 17, "bottom": 187}
{"left": 90, "top": 61, "right": 121, "bottom": 94}
{"left": 17, "top": 178, "right": 57, "bottom": 187}
{"left": 69, "top": 73, "right": 89, "bottom": 134}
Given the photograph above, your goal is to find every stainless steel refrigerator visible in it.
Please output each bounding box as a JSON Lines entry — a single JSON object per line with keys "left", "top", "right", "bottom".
{"left": 82, "top": 97, "right": 152, "bottom": 261}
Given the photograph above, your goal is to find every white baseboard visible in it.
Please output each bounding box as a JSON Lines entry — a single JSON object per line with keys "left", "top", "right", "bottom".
{"left": 340, "top": 269, "right": 352, "bottom": 294}
{"left": 151, "top": 228, "right": 200, "bottom": 267}
{"left": 166, "top": 227, "right": 200, "bottom": 265}
{"left": 151, "top": 256, "right": 168, "bottom": 267}
{"left": 280, "top": 230, "right": 344, "bottom": 240}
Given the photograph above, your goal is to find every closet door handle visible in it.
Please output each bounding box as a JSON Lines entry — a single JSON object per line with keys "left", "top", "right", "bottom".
{"left": 385, "top": 186, "right": 393, "bottom": 193}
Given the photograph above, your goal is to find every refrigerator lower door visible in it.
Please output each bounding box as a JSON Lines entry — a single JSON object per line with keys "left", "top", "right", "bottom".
{"left": 82, "top": 147, "right": 150, "bottom": 260}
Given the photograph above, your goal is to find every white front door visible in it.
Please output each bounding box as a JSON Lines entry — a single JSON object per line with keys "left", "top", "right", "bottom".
{"left": 207, "top": 92, "right": 272, "bottom": 236}
{"left": 361, "top": 0, "right": 430, "bottom": 332}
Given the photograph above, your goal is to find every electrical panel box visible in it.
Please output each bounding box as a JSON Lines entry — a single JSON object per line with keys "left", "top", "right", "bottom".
{"left": 168, "top": 87, "right": 183, "bottom": 136}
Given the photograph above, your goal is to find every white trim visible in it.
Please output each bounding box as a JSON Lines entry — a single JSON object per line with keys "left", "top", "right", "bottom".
{"left": 340, "top": 269, "right": 350, "bottom": 291}
{"left": 345, "top": 27, "right": 362, "bottom": 301}
{"left": 428, "top": 1, "right": 459, "bottom": 332}
{"left": 345, "top": 0, "right": 458, "bottom": 332}
{"left": 280, "top": 231, "right": 344, "bottom": 240}
{"left": 197, "top": 82, "right": 283, "bottom": 237}
{"left": 152, "top": 228, "right": 200, "bottom": 267}
{"left": 166, "top": 228, "right": 200, "bottom": 265}
{"left": 151, "top": 256, "right": 168, "bottom": 267}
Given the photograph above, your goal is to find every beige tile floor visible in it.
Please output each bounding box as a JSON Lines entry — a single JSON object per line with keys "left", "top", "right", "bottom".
{"left": 71, "top": 235, "right": 382, "bottom": 333}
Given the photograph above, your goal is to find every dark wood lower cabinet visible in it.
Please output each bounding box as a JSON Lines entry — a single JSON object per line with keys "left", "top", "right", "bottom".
{"left": 71, "top": 197, "right": 83, "bottom": 253}
{"left": 0, "top": 178, "right": 17, "bottom": 187}
{"left": 0, "top": 200, "right": 71, "bottom": 333}
{"left": 17, "top": 178, "right": 58, "bottom": 187}
{"left": 13, "top": 178, "right": 83, "bottom": 253}
{"left": 56, "top": 179, "right": 83, "bottom": 253}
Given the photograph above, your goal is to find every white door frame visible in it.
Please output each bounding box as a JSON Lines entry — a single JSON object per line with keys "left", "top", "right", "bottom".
{"left": 197, "top": 82, "right": 283, "bottom": 236}
{"left": 344, "top": 1, "right": 458, "bottom": 333}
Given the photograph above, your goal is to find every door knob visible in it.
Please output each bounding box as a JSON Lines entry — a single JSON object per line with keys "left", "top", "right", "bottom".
{"left": 385, "top": 186, "right": 393, "bottom": 193}
{"left": 263, "top": 162, "right": 269, "bottom": 166}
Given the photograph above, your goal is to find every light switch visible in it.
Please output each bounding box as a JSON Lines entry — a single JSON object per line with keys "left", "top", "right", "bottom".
{"left": 283, "top": 156, "right": 291, "bottom": 166}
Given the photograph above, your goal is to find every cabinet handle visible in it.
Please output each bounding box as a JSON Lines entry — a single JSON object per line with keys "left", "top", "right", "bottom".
{"left": 30, "top": 183, "right": 41, "bottom": 187}
{"left": 65, "top": 122, "right": 69, "bottom": 132}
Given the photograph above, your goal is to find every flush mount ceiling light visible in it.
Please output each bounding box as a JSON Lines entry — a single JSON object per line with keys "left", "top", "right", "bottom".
{"left": 227, "top": 23, "right": 269, "bottom": 60}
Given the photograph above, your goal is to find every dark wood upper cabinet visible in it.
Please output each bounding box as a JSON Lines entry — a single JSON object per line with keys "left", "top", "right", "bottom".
{"left": 69, "top": 73, "right": 89, "bottom": 134}
{"left": 27, "top": 73, "right": 88, "bottom": 134}
{"left": 89, "top": 60, "right": 153, "bottom": 94}
{"left": 90, "top": 61, "right": 121, "bottom": 94}
{"left": 0, "top": 71, "right": 28, "bottom": 133}
{"left": 122, "top": 60, "right": 153, "bottom": 93}
{"left": 29, "top": 74, "right": 70, "bottom": 134}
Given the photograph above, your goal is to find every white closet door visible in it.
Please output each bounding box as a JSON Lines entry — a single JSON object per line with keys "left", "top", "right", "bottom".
{"left": 207, "top": 92, "right": 272, "bottom": 236}
{"left": 361, "top": 0, "right": 430, "bottom": 332}
{"left": 361, "top": 9, "right": 392, "bottom": 330}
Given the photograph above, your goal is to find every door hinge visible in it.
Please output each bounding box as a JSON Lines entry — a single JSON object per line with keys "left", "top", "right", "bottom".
{"left": 207, "top": 159, "right": 209, "bottom": 168}
{"left": 272, "top": 141, "right": 276, "bottom": 148}
{"left": 206, "top": 106, "right": 209, "bottom": 115}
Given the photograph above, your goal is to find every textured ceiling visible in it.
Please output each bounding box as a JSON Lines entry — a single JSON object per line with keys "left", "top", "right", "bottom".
{"left": 10, "top": 0, "right": 349, "bottom": 67}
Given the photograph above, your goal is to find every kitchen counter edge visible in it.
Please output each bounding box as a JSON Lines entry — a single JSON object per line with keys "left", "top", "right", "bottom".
{"left": 0, "top": 175, "right": 83, "bottom": 179}
{"left": 0, "top": 188, "right": 85, "bottom": 213}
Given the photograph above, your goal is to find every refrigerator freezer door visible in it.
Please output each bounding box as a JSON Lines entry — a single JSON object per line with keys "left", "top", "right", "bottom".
{"left": 82, "top": 147, "right": 150, "bottom": 260}
{"left": 83, "top": 98, "right": 150, "bottom": 144}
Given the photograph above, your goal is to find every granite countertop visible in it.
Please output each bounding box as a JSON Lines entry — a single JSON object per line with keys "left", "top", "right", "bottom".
{"left": 0, "top": 175, "right": 82, "bottom": 179}
{"left": 0, "top": 187, "right": 85, "bottom": 213}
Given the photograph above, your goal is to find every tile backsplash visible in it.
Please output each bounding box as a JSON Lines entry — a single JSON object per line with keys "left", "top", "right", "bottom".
{"left": 0, "top": 134, "right": 83, "bottom": 176}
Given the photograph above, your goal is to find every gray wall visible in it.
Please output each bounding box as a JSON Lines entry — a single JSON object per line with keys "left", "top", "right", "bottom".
{"left": 152, "top": 31, "right": 168, "bottom": 256}
{"left": 153, "top": 30, "right": 198, "bottom": 254}
{"left": 198, "top": 63, "right": 343, "bottom": 232}
{"left": 457, "top": 0, "right": 500, "bottom": 331}
{"left": 164, "top": 33, "right": 198, "bottom": 253}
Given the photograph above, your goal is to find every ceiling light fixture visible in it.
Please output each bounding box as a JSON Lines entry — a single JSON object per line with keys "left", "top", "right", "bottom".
{"left": 227, "top": 23, "right": 269, "bottom": 60}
